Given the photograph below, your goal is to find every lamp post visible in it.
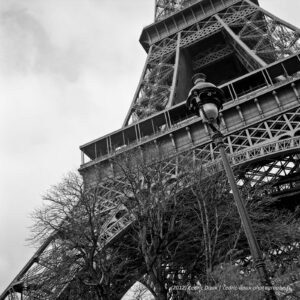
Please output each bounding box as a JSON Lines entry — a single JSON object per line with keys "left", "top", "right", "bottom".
{"left": 186, "top": 73, "right": 277, "bottom": 300}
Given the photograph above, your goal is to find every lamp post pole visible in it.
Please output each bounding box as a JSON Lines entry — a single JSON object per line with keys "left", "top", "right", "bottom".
{"left": 211, "top": 130, "right": 277, "bottom": 300}
{"left": 186, "top": 73, "right": 277, "bottom": 300}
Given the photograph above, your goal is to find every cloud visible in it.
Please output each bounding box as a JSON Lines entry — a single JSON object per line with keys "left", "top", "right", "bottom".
{"left": 0, "top": 0, "right": 92, "bottom": 81}
{"left": 0, "top": 0, "right": 154, "bottom": 292}
{"left": 0, "top": 0, "right": 299, "bottom": 295}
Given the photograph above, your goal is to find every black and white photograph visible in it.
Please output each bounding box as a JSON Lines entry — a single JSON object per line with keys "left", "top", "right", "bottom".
{"left": 1, "top": 0, "right": 300, "bottom": 299}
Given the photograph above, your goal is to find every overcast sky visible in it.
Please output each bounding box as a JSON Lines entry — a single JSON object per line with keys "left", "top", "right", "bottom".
{"left": 0, "top": 0, "right": 300, "bottom": 295}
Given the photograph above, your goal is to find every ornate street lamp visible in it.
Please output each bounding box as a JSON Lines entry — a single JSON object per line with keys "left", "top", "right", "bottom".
{"left": 186, "top": 73, "right": 277, "bottom": 300}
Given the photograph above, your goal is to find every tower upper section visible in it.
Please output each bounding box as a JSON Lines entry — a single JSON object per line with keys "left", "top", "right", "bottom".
{"left": 154, "top": 0, "right": 258, "bottom": 22}
{"left": 121, "top": 0, "right": 300, "bottom": 126}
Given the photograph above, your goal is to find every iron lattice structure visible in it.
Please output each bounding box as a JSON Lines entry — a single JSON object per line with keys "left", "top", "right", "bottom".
{"left": 155, "top": 0, "right": 205, "bottom": 22}
{"left": 2, "top": 0, "right": 300, "bottom": 299}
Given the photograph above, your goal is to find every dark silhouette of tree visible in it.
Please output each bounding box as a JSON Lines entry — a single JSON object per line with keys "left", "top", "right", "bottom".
{"left": 110, "top": 150, "right": 300, "bottom": 299}
{"left": 28, "top": 150, "right": 300, "bottom": 300}
{"left": 29, "top": 172, "right": 142, "bottom": 300}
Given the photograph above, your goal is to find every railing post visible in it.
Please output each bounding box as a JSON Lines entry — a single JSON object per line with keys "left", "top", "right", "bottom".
{"left": 81, "top": 151, "right": 85, "bottom": 165}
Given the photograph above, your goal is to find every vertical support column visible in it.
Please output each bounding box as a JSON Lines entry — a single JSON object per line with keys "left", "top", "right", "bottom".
{"left": 122, "top": 45, "right": 154, "bottom": 127}
{"left": 254, "top": 98, "right": 264, "bottom": 118}
{"left": 106, "top": 137, "right": 110, "bottom": 154}
{"left": 134, "top": 124, "right": 140, "bottom": 141}
{"left": 186, "top": 126, "right": 193, "bottom": 144}
{"left": 164, "top": 111, "right": 171, "bottom": 128}
{"left": 230, "top": 83, "right": 238, "bottom": 100}
{"left": 236, "top": 105, "right": 246, "bottom": 125}
{"left": 109, "top": 136, "right": 113, "bottom": 153}
{"left": 214, "top": 14, "right": 267, "bottom": 68}
{"left": 169, "top": 133, "right": 177, "bottom": 150}
{"left": 167, "top": 32, "right": 181, "bottom": 107}
{"left": 154, "top": 0, "right": 157, "bottom": 21}
{"left": 261, "top": 70, "right": 271, "bottom": 86}
{"left": 219, "top": 112, "right": 227, "bottom": 131}
{"left": 272, "top": 90, "right": 282, "bottom": 109}
{"left": 95, "top": 143, "right": 98, "bottom": 158}
{"left": 291, "top": 82, "right": 300, "bottom": 101}
{"left": 81, "top": 151, "right": 85, "bottom": 165}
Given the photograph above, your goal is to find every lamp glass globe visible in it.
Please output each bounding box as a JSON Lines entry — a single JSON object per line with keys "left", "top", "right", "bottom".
{"left": 200, "top": 103, "right": 219, "bottom": 121}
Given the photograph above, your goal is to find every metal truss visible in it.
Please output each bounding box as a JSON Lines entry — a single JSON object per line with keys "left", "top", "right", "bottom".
{"left": 77, "top": 0, "right": 300, "bottom": 296}
{"left": 71, "top": 75, "right": 300, "bottom": 299}
{"left": 193, "top": 44, "right": 234, "bottom": 71}
{"left": 4, "top": 239, "right": 81, "bottom": 300}
{"left": 1, "top": 183, "right": 134, "bottom": 300}
{"left": 124, "top": 0, "right": 300, "bottom": 125}
{"left": 218, "top": 0, "right": 300, "bottom": 64}
{"left": 123, "top": 44, "right": 176, "bottom": 125}
{"left": 155, "top": 0, "right": 200, "bottom": 21}
{"left": 150, "top": 2, "right": 258, "bottom": 60}
{"left": 4, "top": 133, "right": 300, "bottom": 299}
{"left": 4, "top": 1, "right": 300, "bottom": 299}
{"left": 124, "top": 1, "right": 258, "bottom": 126}
{"left": 123, "top": 136, "right": 300, "bottom": 298}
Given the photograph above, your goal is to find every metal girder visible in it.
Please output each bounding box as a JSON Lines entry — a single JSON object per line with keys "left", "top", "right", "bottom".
{"left": 124, "top": 2, "right": 260, "bottom": 125}
{"left": 155, "top": 0, "right": 202, "bottom": 22}
{"left": 120, "top": 136, "right": 300, "bottom": 298}
{"left": 149, "top": 3, "right": 257, "bottom": 61}
{"left": 193, "top": 45, "right": 234, "bottom": 71}
{"left": 123, "top": 35, "right": 178, "bottom": 126}
{"left": 127, "top": 0, "right": 300, "bottom": 124}
{"left": 5, "top": 132, "right": 300, "bottom": 299}
{"left": 125, "top": 0, "right": 300, "bottom": 125}
{"left": 222, "top": 0, "right": 300, "bottom": 63}
{"left": 215, "top": 13, "right": 267, "bottom": 68}
{"left": 83, "top": 63, "right": 300, "bottom": 171}
{"left": 0, "top": 184, "right": 133, "bottom": 300}
{"left": 5, "top": 1, "right": 300, "bottom": 299}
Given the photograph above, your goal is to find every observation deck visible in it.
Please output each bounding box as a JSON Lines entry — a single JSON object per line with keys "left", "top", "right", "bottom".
{"left": 80, "top": 52, "right": 300, "bottom": 184}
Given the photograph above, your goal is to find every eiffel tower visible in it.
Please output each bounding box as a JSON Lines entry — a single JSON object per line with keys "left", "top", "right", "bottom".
{"left": 2, "top": 0, "right": 300, "bottom": 299}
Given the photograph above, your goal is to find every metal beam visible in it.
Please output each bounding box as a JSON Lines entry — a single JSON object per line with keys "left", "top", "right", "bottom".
{"left": 215, "top": 14, "right": 266, "bottom": 67}
{"left": 244, "top": 0, "right": 300, "bottom": 35}
{"left": 193, "top": 46, "right": 234, "bottom": 70}
{"left": 167, "top": 32, "right": 181, "bottom": 107}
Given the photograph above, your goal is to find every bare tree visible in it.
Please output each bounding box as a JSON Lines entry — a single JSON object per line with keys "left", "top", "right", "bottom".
{"left": 29, "top": 172, "right": 140, "bottom": 300}
{"left": 110, "top": 151, "right": 203, "bottom": 300}
{"left": 111, "top": 150, "right": 300, "bottom": 299}
{"left": 27, "top": 150, "right": 300, "bottom": 300}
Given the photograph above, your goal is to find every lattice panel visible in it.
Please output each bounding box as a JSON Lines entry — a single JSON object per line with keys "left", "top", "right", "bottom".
{"left": 226, "top": 34, "right": 262, "bottom": 71}
{"left": 130, "top": 52, "right": 175, "bottom": 122}
{"left": 7, "top": 135, "right": 300, "bottom": 299}
{"left": 6, "top": 1, "right": 300, "bottom": 298}
{"left": 179, "top": 16, "right": 223, "bottom": 51}
{"left": 221, "top": 1, "right": 300, "bottom": 64}
{"left": 3, "top": 179, "right": 135, "bottom": 300}
{"left": 126, "top": 0, "right": 300, "bottom": 125}
{"left": 122, "top": 32, "right": 178, "bottom": 125}
{"left": 155, "top": 0, "right": 200, "bottom": 21}
{"left": 150, "top": 35, "right": 178, "bottom": 62}
{"left": 241, "top": 156, "right": 297, "bottom": 187}
{"left": 224, "top": 107, "right": 300, "bottom": 155}
{"left": 193, "top": 45, "right": 234, "bottom": 71}
{"left": 150, "top": 3, "right": 257, "bottom": 61}
{"left": 15, "top": 240, "right": 80, "bottom": 300}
